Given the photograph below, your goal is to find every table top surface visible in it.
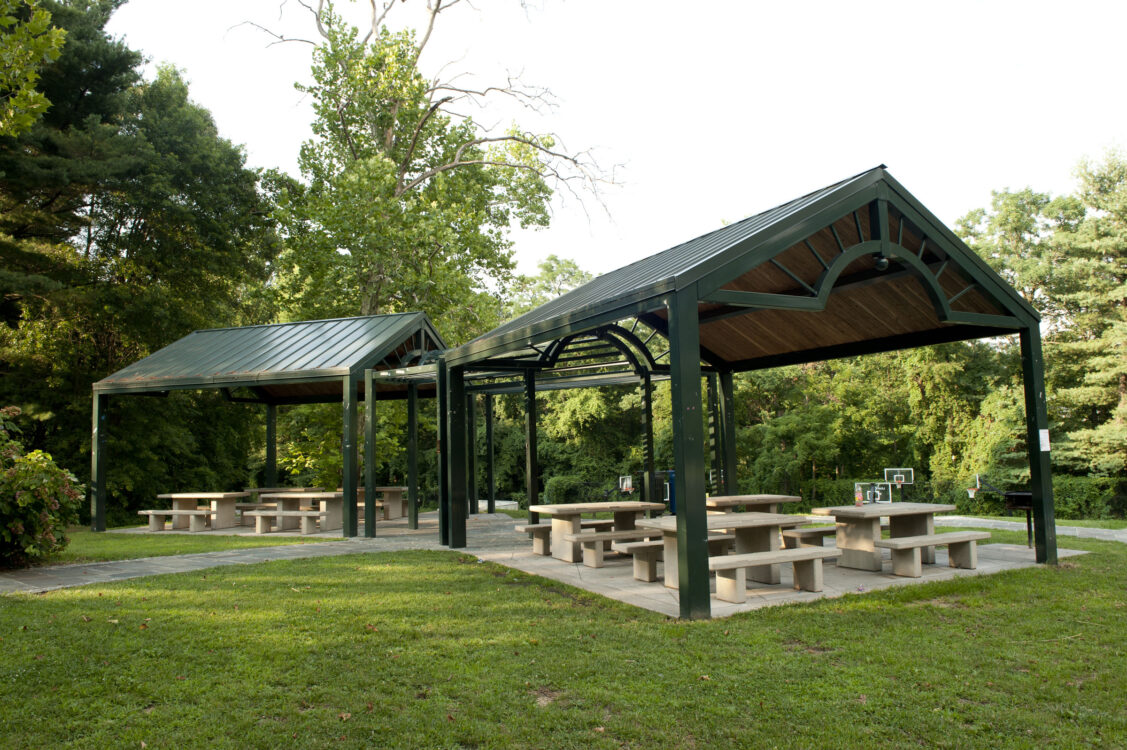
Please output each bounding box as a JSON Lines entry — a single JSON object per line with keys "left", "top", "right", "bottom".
{"left": 260, "top": 492, "right": 344, "bottom": 501}
{"left": 243, "top": 487, "right": 319, "bottom": 493}
{"left": 705, "top": 494, "right": 801, "bottom": 508}
{"left": 811, "top": 502, "right": 956, "bottom": 519}
{"left": 638, "top": 512, "right": 809, "bottom": 531}
{"left": 529, "top": 501, "right": 666, "bottom": 515}
{"left": 372, "top": 486, "right": 408, "bottom": 492}
{"left": 158, "top": 492, "right": 249, "bottom": 500}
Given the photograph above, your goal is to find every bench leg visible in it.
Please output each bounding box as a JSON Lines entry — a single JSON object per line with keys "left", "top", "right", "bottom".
{"left": 300, "top": 516, "right": 317, "bottom": 535}
{"left": 890, "top": 548, "right": 922, "bottom": 577}
{"left": 254, "top": 516, "right": 272, "bottom": 535}
{"left": 148, "top": 515, "right": 165, "bottom": 532}
{"left": 707, "top": 538, "right": 732, "bottom": 556}
{"left": 189, "top": 514, "right": 207, "bottom": 533}
{"left": 792, "top": 559, "right": 824, "bottom": 592}
{"left": 581, "top": 541, "right": 605, "bottom": 568}
{"left": 948, "top": 540, "right": 977, "bottom": 570}
{"left": 531, "top": 531, "right": 551, "bottom": 556}
{"left": 715, "top": 568, "right": 747, "bottom": 604}
{"left": 633, "top": 550, "right": 659, "bottom": 582}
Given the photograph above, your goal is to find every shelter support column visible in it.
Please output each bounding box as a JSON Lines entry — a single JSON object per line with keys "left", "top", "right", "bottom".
{"left": 718, "top": 371, "right": 738, "bottom": 495}
{"left": 446, "top": 364, "right": 468, "bottom": 547}
{"left": 707, "top": 374, "right": 722, "bottom": 494}
{"left": 641, "top": 370, "right": 657, "bottom": 503}
{"left": 407, "top": 383, "right": 419, "bottom": 530}
{"left": 1020, "top": 326, "right": 1058, "bottom": 564}
{"left": 484, "top": 394, "right": 495, "bottom": 514}
{"left": 525, "top": 369, "right": 540, "bottom": 524}
{"left": 668, "top": 288, "right": 711, "bottom": 619}
{"left": 437, "top": 359, "right": 449, "bottom": 545}
{"left": 342, "top": 375, "right": 359, "bottom": 537}
{"left": 364, "top": 369, "right": 377, "bottom": 538}
{"left": 90, "top": 393, "right": 107, "bottom": 532}
{"left": 467, "top": 393, "right": 477, "bottom": 516}
{"left": 265, "top": 403, "right": 277, "bottom": 488}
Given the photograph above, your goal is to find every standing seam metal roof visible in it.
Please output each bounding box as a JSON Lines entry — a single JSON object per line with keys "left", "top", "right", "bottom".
{"left": 95, "top": 313, "right": 442, "bottom": 393}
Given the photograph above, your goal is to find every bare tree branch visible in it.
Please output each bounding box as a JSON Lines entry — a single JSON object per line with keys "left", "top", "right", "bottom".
{"left": 229, "top": 20, "right": 317, "bottom": 47}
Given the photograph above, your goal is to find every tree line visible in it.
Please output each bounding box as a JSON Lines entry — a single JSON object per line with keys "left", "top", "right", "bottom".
{"left": 1, "top": 1, "right": 1123, "bottom": 524}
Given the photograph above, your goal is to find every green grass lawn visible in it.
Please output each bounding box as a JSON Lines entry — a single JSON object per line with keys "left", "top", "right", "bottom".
{"left": 972, "top": 515, "right": 1127, "bottom": 530}
{"left": 1, "top": 526, "right": 1124, "bottom": 748}
{"left": 43, "top": 528, "right": 333, "bottom": 565}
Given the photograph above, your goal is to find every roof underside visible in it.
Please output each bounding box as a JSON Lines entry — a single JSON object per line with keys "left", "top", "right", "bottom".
{"left": 445, "top": 167, "right": 1038, "bottom": 373}
{"left": 95, "top": 313, "right": 446, "bottom": 402}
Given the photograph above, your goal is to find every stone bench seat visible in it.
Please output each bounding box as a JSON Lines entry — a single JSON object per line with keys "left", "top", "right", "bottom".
{"left": 709, "top": 547, "right": 839, "bottom": 602}
{"left": 782, "top": 525, "right": 837, "bottom": 548}
{"left": 245, "top": 509, "right": 327, "bottom": 535}
{"left": 514, "top": 524, "right": 552, "bottom": 556}
{"left": 614, "top": 535, "right": 735, "bottom": 582}
{"left": 138, "top": 509, "right": 212, "bottom": 532}
{"left": 562, "top": 529, "right": 662, "bottom": 568}
{"left": 873, "top": 531, "right": 991, "bottom": 577}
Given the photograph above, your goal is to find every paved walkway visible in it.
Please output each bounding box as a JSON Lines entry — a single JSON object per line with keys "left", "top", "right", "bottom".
{"left": 0, "top": 514, "right": 1118, "bottom": 598}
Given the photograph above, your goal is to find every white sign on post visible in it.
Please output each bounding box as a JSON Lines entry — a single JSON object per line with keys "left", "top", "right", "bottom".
{"left": 1039, "top": 429, "right": 1051, "bottom": 452}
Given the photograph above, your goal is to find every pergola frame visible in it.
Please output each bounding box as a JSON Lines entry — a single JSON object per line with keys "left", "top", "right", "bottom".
{"left": 433, "top": 167, "right": 1058, "bottom": 619}
{"left": 91, "top": 313, "right": 446, "bottom": 536}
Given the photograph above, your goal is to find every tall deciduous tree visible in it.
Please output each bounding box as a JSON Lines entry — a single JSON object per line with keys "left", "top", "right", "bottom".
{"left": 0, "top": 0, "right": 65, "bottom": 137}
{"left": 269, "top": 0, "right": 601, "bottom": 342}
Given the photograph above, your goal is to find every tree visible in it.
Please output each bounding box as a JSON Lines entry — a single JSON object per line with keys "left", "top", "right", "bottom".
{"left": 0, "top": 2, "right": 283, "bottom": 520}
{"left": 0, "top": 0, "right": 65, "bottom": 137}
{"left": 268, "top": 0, "right": 602, "bottom": 342}
{"left": 506, "top": 254, "right": 593, "bottom": 319}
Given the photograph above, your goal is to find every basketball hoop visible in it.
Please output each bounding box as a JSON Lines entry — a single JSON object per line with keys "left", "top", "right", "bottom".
{"left": 966, "top": 487, "right": 977, "bottom": 499}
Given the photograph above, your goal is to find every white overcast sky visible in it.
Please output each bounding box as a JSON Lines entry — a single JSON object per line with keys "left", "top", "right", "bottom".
{"left": 106, "top": 0, "right": 1127, "bottom": 276}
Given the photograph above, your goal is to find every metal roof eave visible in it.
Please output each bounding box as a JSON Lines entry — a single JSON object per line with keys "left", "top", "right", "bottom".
{"left": 93, "top": 368, "right": 351, "bottom": 395}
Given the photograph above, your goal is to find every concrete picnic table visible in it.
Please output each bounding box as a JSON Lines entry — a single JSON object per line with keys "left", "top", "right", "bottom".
{"left": 372, "top": 486, "right": 408, "bottom": 520}
{"left": 528, "top": 501, "right": 666, "bottom": 563}
{"left": 811, "top": 502, "right": 956, "bottom": 571}
{"left": 637, "top": 511, "right": 809, "bottom": 588}
{"left": 705, "top": 494, "right": 801, "bottom": 513}
{"left": 157, "top": 492, "right": 249, "bottom": 530}
{"left": 242, "top": 488, "right": 320, "bottom": 529}
{"left": 259, "top": 491, "right": 344, "bottom": 532}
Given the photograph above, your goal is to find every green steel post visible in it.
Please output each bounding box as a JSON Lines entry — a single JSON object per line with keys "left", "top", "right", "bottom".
{"left": 706, "top": 374, "right": 722, "bottom": 494}
{"left": 525, "top": 369, "right": 539, "bottom": 524}
{"left": 447, "top": 364, "right": 467, "bottom": 547}
{"left": 484, "top": 394, "right": 495, "bottom": 513}
{"left": 363, "top": 369, "right": 376, "bottom": 537}
{"left": 718, "top": 371, "right": 738, "bottom": 495}
{"left": 342, "top": 375, "right": 359, "bottom": 537}
{"left": 1020, "top": 326, "right": 1058, "bottom": 563}
{"left": 437, "top": 359, "right": 449, "bottom": 545}
{"left": 668, "top": 288, "right": 711, "bottom": 619}
{"left": 467, "top": 393, "right": 477, "bottom": 516}
{"left": 407, "top": 383, "right": 419, "bottom": 530}
{"left": 90, "top": 393, "right": 107, "bottom": 532}
{"left": 641, "top": 370, "right": 657, "bottom": 503}
{"left": 265, "top": 403, "right": 277, "bottom": 488}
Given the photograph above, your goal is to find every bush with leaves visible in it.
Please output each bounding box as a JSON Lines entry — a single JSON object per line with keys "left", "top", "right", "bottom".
{"left": 0, "top": 406, "right": 83, "bottom": 567}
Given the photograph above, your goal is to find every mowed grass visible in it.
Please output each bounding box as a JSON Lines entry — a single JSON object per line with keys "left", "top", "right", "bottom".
{"left": 43, "top": 528, "right": 333, "bottom": 565}
{"left": 1, "top": 530, "right": 1125, "bottom": 748}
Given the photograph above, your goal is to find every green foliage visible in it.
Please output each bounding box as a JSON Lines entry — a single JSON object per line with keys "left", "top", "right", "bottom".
{"left": 543, "top": 474, "right": 596, "bottom": 504}
{"left": 0, "top": 0, "right": 65, "bottom": 137}
{"left": 506, "top": 254, "right": 594, "bottom": 319}
{"left": 1051, "top": 475, "right": 1123, "bottom": 520}
{"left": 0, "top": 406, "right": 82, "bottom": 566}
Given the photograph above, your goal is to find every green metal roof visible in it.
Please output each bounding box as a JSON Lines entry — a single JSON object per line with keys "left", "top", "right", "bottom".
{"left": 95, "top": 313, "right": 445, "bottom": 397}
{"left": 446, "top": 166, "right": 1040, "bottom": 368}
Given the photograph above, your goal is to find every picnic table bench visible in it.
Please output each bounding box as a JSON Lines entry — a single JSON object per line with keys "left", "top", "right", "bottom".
{"left": 515, "top": 519, "right": 615, "bottom": 556}
{"left": 615, "top": 534, "right": 735, "bottom": 582}
{"left": 710, "top": 546, "right": 839, "bottom": 603}
{"left": 244, "top": 508, "right": 328, "bottom": 535}
{"left": 138, "top": 508, "right": 212, "bottom": 532}
{"left": 561, "top": 528, "right": 663, "bottom": 568}
{"left": 873, "top": 530, "right": 991, "bottom": 577}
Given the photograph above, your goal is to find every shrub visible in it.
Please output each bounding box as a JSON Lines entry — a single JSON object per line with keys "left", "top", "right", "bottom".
{"left": 0, "top": 407, "right": 84, "bottom": 568}
{"left": 543, "top": 474, "right": 602, "bottom": 504}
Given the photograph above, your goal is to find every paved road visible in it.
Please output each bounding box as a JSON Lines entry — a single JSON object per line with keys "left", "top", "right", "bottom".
{"left": 1, "top": 514, "right": 1121, "bottom": 595}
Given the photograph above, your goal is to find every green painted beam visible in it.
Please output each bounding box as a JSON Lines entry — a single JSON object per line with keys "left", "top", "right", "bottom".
{"left": 90, "top": 394, "right": 107, "bottom": 532}
{"left": 641, "top": 370, "right": 657, "bottom": 504}
{"left": 364, "top": 369, "right": 377, "bottom": 538}
{"left": 467, "top": 393, "right": 477, "bottom": 515}
{"left": 484, "top": 394, "right": 495, "bottom": 514}
{"left": 525, "top": 369, "right": 540, "bottom": 524}
{"left": 407, "top": 383, "right": 419, "bottom": 530}
{"left": 446, "top": 364, "right": 468, "bottom": 547}
{"left": 668, "top": 287, "right": 711, "bottom": 620}
{"left": 1020, "top": 327, "right": 1058, "bottom": 564}
{"left": 718, "top": 371, "right": 738, "bottom": 495}
{"left": 341, "top": 375, "right": 359, "bottom": 538}
{"left": 707, "top": 374, "right": 722, "bottom": 494}
{"left": 437, "top": 359, "right": 449, "bottom": 545}
{"left": 265, "top": 403, "right": 277, "bottom": 488}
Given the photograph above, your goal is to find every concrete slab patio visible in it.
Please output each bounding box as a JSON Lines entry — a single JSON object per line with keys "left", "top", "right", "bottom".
{"left": 0, "top": 513, "right": 1096, "bottom": 619}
